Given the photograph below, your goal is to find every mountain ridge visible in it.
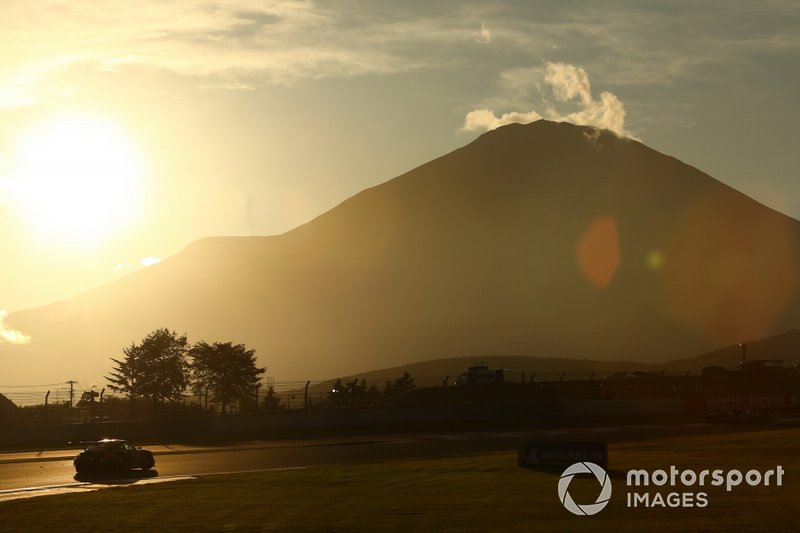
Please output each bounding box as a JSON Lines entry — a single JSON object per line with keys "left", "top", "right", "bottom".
{"left": 5, "top": 120, "right": 800, "bottom": 385}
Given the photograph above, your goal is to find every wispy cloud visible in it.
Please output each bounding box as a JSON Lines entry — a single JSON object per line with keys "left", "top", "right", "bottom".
{"left": 0, "top": 0, "right": 487, "bottom": 101}
{"left": 0, "top": 1, "right": 797, "bottom": 110}
{"left": 494, "top": 2, "right": 800, "bottom": 86}
{"left": 462, "top": 62, "right": 633, "bottom": 138}
{"left": 0, "top": 310, "right": 31, "bottom": 345}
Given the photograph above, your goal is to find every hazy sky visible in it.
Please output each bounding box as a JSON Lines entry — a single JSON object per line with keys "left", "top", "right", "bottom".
{"left": 0, "top": 1, "right": 798, "bottom": 314}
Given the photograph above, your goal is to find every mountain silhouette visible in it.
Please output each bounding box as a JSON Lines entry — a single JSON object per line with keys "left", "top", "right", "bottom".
{"left": 4, "top": 120, "right": 800, "bottom": 384}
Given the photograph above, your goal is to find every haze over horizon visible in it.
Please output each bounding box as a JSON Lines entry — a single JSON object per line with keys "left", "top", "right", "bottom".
{"left": 0, "top": 1, "right": 799, "bottom": 315}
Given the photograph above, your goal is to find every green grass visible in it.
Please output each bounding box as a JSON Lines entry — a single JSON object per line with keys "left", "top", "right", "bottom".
{"left": 1, "top": 428, "right": 799, "bottom": 532}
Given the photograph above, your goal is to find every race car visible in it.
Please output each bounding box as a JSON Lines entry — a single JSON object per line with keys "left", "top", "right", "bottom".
{"left": 74, "top": 439, "right": 155, "bottom": 473}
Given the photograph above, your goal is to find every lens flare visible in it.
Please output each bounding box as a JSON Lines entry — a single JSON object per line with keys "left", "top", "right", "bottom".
{"left": 576, "top": 215, "right": 620, "bottom": 289}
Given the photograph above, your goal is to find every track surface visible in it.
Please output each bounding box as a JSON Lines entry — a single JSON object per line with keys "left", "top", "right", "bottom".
{"left": 3, "top": 420, "right": 784, "bottom": 497}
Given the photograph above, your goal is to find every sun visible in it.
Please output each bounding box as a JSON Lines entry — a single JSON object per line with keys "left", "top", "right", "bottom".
{"left": 9, "top": 112, "right": 144, "bottom": 247}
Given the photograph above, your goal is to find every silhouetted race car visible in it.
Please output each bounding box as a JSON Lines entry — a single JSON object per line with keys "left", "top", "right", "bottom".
{"left": 74, "top": 439, "right": 155, "bottom": 473}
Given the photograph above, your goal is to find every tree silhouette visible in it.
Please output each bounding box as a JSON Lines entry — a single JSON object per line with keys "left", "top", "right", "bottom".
{"left": 396, "top": 372, "right": 415, "bottom": 395}
{"left": 328, "top": 378, "right": 346, "bottom": 407}
{"left": 365, "top": 382, "right": 381, "bottom": 405}
{"left": 77, "top": 389, "right": 100, "bottom": 418}
{"left": 107, "top": 343, "right": 143, "bottom": 398}
{"left": 261, "top": 385, "right": 283, "bottom": 411}
{"left": 107, "top": 329, "right": 189, "bottom": 414}
{"left": 383, "top": 372, "right": 415, "bottom": 398}
{"left": 190, "top": 341, "right": 264, "bottom": 414}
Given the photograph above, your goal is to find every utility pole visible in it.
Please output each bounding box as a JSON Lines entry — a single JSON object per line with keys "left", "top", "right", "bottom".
{"left": 66, "top": 380, "right": 78, "bottom": 408}
{"left": 255, "top": 382, "right": 262, "bottom": 412}
{"left": 304, "top": 380, "right": 310, "bottom": 409}
{"left": 739, "top": 343, "right": 747, "bottom": 366}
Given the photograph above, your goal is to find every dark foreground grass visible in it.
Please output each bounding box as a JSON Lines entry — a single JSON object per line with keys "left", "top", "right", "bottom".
{"left": 1, "top": 428, "right": 799, "bottom": 532}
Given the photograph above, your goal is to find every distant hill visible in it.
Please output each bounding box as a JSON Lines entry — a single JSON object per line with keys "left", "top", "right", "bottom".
{"left": 293, "top": 328, "right": 800, "bottom": 398}
{"left": 292, "top": 355, "right": 656, "bottom": 400}
{"left": 319, "top": 329, "right": 800, "bottom": 381}
{"left": 329, "top": 355, "right": 657, "bottom": 385}
{"left": 5, "top": 120, "right": 800, "bottom": 385}
{"left": 660, "top": 329, "right": 800, "bottom": 371}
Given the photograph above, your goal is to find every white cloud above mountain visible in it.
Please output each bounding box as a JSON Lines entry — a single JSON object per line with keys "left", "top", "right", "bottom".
{"left": 462, "top": 62, "right": 633, "bottom": 138}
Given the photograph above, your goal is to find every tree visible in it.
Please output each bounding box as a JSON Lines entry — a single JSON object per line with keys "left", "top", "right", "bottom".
{"left": 382, "top": 372, "right": 415, "bottom": 399}
{"left": 364, "top": 383, "right": 381, "bottom": 405}
{"left": 328, "top": 378, "right": 346, "bottom": 407}
{"left": 261, "top": 386, "right": 283, "bottom": 411}
{"left": 77, "top": 389, "right": 100, "bottom": 418}
{"left": 78, "top": 390, "right": 99, "bottom": 406}
{"left": 107, "top": 341, "right": 145, "bottom": 419}
{"left": 395, "top": 372, "right": 415, "bottom": 395}
{"left": 107, "top": 342, "right": 144, "bottom": 399}
{"left": 107, "top": 329, "right": 190, "bottom": 415}
{"left": 137, "top": 329, "right": 189, "bottom": 404}
{"left": 190, "top": 341, "right": 265, "bottom": 414}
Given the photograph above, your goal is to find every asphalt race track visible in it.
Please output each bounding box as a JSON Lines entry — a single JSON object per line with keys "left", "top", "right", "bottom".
{"left": 1, "top": 421, "right": 796, "bottom": 498}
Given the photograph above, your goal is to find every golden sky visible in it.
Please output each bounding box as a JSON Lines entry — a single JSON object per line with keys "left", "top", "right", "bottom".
{"left": 0, "top": 1, "right": 799, "bottom": 312}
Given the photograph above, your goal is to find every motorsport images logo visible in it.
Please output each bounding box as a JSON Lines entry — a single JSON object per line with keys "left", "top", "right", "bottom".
{"left": 557, "top": 462, "right": 786, "bottom": 516}
{"left": 558, "top": 462, "right": 612, "bottom": 516}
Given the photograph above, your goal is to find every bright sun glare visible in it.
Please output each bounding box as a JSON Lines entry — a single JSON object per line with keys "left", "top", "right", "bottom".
{"left": 9, "top": 113, "right": 144, "bottom": 247}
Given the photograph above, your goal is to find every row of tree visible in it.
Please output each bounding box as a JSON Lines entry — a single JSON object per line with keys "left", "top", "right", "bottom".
{"left": 327, "top": 372, "right": 415, "bottom": 407}
{"left": 107, "top": 328, "right": 265, "bottom": 415}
